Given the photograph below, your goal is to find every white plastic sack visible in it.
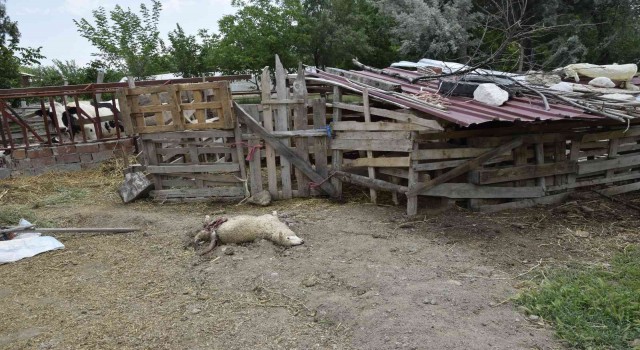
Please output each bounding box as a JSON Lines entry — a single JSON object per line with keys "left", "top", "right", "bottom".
{"left": 589, "top": 77, "right": 616, "bottom": 88}
{"left": 559, "top": 63, "right": 638, "bottom": 82}
{"left": 473, "top": 83, "right": 509, "bottom": 106}
{"left": 549, "top": 82, "right": 574, "bottom": 92}
{"left": 0, "top": 219, "right": 64, "bottom": 264}
{"left": 600, "top": 93, "right": 635, "bottom": 101}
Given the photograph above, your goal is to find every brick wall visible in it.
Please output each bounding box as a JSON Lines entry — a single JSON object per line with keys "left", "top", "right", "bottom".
{"left": 0, "top": 138, "right": 136, "bottom": 179}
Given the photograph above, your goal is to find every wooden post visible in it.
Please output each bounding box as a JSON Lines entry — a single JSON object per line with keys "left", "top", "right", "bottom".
{"left": 362, "top": 88, "right": 377, "bottom": 204}
{"left": 606, "top": 138, "right": 620, "bottom": 178}
{"left": 292, "top": 63, "right": 310, "bottom": 197}
{"left": 274, "top": 55, "right": 293, "bottom": 199}
{"left": 555, "top": 141, "right": 568, "bottom": 186}
{"left": 534, "top": 143, "right": 546, "bottom": 191}
{"left": 312, "top": 99, "right": 328, "bottom": 180}
{"left": 331, "top": 86, "right": 343, "bottom": 199}
{"left": 261, "top": 67, "right": 278, "bottom": 198}
{"left": 407, "top": 131, "right": 419, "bottom": 216}
{"left": 568, "top": 139, "right": 581, "bottom": 185}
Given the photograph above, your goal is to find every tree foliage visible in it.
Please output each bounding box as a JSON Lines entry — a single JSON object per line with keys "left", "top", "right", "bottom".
{"left": 74, "top": 0, "right": 167, "bottom": 79}
{"left": 23, "top": 60, "right": 124, "bottom": 87}
{"left": 0, "top": 0, "right": 43, "bottom": 88}
{"left": 167, "top": 25, "right": 218, "bottom": 78}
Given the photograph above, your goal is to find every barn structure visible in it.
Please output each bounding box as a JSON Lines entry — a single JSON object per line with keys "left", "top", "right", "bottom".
{"left": 2, "top": 56, "right": 639, "bottom": 215}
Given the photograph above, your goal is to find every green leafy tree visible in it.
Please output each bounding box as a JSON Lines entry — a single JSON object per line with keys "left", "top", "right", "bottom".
{"left": 0, "top": 0, "right": 44, "bottom": 88}
{"left": 23, "top": 60, "right": 124, "bottom": 87}
{"left": 214, "top": 0, "right": 304, "bottom": 77}
{"left": 74, "top": 0, "right": 165, "bottom": 79}
{"left": 167, "top": 25, "right": 219, "bottom": 77}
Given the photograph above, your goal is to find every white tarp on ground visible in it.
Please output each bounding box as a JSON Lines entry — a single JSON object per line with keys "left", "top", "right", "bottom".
{"left": 0, "top": 220, "right": 64, "bottom": 264}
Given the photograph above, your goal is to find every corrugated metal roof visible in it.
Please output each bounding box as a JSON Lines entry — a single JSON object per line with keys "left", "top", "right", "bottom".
{"left": 310, "top": 67, "right": 603, "bottom": 127}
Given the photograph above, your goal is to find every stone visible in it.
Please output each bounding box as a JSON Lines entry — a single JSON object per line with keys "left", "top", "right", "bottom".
{"left": 528, "top": 314, "right": 540, "bottom": 321}
{"left": 600, "top": 93, "right": 635, "bottom": 101}
{"left": 190, "top": 308, "right": 201, "bottom": 314}
{"left": 573, "top": 230, "right": 590, "bottom": 238}
{"left": 589, "top": 77, "right": 616, "bottom": 88}
{"left": 247, "top": 190, "right": 272, "bottom": 206}
{"left": 549, "top": 82, "right": 574, "bottom": 92}
{"left": 473, "top": 83, "right": 509, "bottom": 106}
{"left": 448, "top": 280, "right": 463, "bottom": 286}
{"left": 222, "top": 246, "right": 235, "bottom": 255}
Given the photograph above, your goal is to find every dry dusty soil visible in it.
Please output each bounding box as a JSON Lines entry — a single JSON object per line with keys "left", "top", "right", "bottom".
{"left": 1, "top": 175, "right": 638, "bottom": 350}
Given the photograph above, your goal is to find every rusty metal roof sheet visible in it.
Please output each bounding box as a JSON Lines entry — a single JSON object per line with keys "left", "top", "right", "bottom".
{"left": 310, "top": 67, "right": 603, "bottom": 127}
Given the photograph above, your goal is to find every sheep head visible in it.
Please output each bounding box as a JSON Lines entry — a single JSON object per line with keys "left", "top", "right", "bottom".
{"left": 268, "top": 213, "right": 303, "bottom": 247}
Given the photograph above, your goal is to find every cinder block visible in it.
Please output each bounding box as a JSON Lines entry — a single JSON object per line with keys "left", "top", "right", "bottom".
{"left": 54, "top": 145, "right": 77, "bottom": 156}
{"left": 92, "top": 150, "right": 115, "bottom": 162}
{"left": 76, "top": 144, "right": 101, "bottom": 153}
{"left": 30, "top": 156, "right": 56, "bottom": 168}
{"left": 81, "top": 163, "right": 101, "bottom": 170}
{"left": 0, "top": 168, "right": 11, "bottom": 179}
{"left": 15, "top": 159, "right": 31, "bottom": 170}
{"left": 51, "top": 163, "right": 82, "bottom": 172}
{"left": 79, "top": 153, "right": 93, "bottom": 163}
{"left": 12, "top": 149, "right": 26, "bottom": 160}
{"left": 27, "top": 148, "right": 53, "bottom": 158}
{"left": 56, "top": 153, "right": 81, "bottom": 164}
{"left": 99, "top": 142, "right": 117, "bottom": 151}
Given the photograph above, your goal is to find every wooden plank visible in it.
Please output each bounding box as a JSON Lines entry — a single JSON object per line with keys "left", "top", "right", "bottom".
{"left": 578, "top": 153, "right": 640, "bottom": 175}
{"left": 313, "top": 99, "right": 329, "bottom": 179}
{"left": 555, "top": 142, "right": 568, "bottom": 186}
{"left": 331, "top": 86, "right": 343, "bottom": 199}
{"left": 347, "top": 157, "right": 411, "bottom": 168}
{"left": 548, "top": 171, "right": 640, "bottom": 192}
{"left": 406, "top": 131, "right": 420, "bottom": 216}
{"left": 413, "top": 159, "right": 467, "bottom": 172}
{"left": 567, "top": 140, "right": 581, "bottom": 184}
{"left": 606, "top": 138, "right": 620, "bottom": 178}
{"left": 331, "top": 138, "right": 413, "bottom": 152}
{"left": 139, "top": 130, "right": 234, "bottom": 140}
{"left": 151, "top": 187, "right": 245, "bottom": 198}
{"left": 261, "top": 67, "right": 278, "bottom": 197}
{"left": 329, "top": 102, "right": 443, "bottom": 130}
{"left": 275, "top": 55, "right": 293, "bottom": 199}
{"left": 293, "top": 63, "right": 310, "bottom": 197}
{"left": 421, "top": 183, "right": 545, "bottom": 199}
{"left": 597, "top": 182, "right": 640, "bottom": 196}
{"left": 147, "top": 164, "right": 240, "bottom": 174}
{"left": 413, "top": 148, "right": 496, "bottom": 160}
{"left": 177, "top": 82, "right": 227, "bottom": 91}
{"left": 581, "top": 127, "right": 640, "bottom": 143}
{"left": 362, "top": 89, "right": 377, "bottom": 204}
{"left": 333, "top": 121, "right": 434, "bottom": 132}
{"left": 163, "top": 173, "right": 242, "bottom": 183}
{"left": 117, "top": 88, "right": 134, "bottom": 136}
{"left": 233, "top": 121, "right": 247, "bottom": 182}
{"left": 335, "top": 131, "right": 411, "bottom": 140}
{"left": 469, "top": 162, "right": 577, "bottom": 185}
{"left": 407, "top": 138, "right": 524, "bottom": 196}
{"left": 248, "top": 137, "right": 263, "bottom": 194}
{"left": 334, "top": 171, "right": 407, "bottom": 193}
{"left": 235, "top": 102, "right": 338, "bottom": 198}
{"left": 475, "top": 193, "right": 570, "bottom": 213}
{"left": 534, "top": 143, "right": 546, "bottom": 190}
{"left": 326, "top": 67, "right": 402, "bottom": 91}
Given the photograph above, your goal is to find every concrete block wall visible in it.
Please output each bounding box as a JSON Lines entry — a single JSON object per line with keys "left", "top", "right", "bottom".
{"left": 0, "top": 138, "right": 135, "bottom": 179}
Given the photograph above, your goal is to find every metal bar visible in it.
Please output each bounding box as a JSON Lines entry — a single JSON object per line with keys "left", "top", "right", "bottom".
{"left": 0, "top": 75, "right": 251, "bottom": 98}
{"left": 73, "top": 95, "right": 88, "bottom": 143}
{"left": 40, "top": 99, "right": 52, "bottom": 146}
{"left": 112, "top": 95, "right": 121, "bottom": 139}
{"left": 92, "top": 94, "right": 103, "bottom": 139}
{"left": 6, "top": 104, "right": 45, "bottom": 144}
{"left": 0, "top": 101, "right": 15, "bottom": 149}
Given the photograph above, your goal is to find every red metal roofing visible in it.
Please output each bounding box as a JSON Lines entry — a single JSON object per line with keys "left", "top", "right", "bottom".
{"left": 311, "top": 68, "right": 604, "bottom": 127}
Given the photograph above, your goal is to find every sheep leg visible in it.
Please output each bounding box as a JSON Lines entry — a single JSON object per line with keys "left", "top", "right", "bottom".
{"left": 199, "top": 231, "right": 219, "bottom": 256}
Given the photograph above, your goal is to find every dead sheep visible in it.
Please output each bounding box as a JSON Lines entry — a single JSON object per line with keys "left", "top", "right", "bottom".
{"left": 194, "top": 212, "right": 303, "bottom": 255}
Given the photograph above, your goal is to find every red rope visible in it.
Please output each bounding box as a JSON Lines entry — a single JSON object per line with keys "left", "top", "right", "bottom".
{"left": 230, "top": 142, "right": 263, "bottom": 161}
{"left": 309, "top": 171, "right": 336, "bottom": 190}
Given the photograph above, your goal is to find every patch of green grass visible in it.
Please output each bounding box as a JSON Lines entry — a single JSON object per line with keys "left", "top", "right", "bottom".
{"left": 0, "top": 206, "right": 57, "bottom": 228}
{"left": 517, "top": 247, "right": 640, "bottom": 349}
{"left": 36, "top": 187, "right": 88, "bottom": 207}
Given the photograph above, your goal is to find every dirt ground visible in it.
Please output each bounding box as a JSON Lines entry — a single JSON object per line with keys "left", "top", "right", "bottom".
{"left": 1, "top": 175, "right": 638, "bottom": 350}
